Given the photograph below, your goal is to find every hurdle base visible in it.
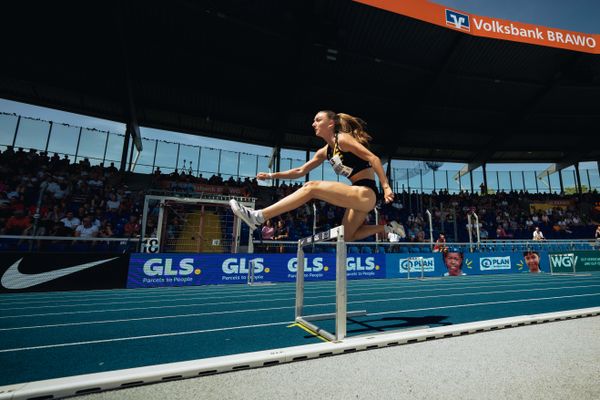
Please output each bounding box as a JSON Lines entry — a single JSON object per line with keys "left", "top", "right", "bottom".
{"left": 295, "top": 310, "right": 368, "bottom": 342}
{"left": 296, "top": 317, "right": 337, "bottom": 342}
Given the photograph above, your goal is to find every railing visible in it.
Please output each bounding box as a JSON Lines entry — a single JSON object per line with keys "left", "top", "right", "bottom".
{"left": 0, "top": 235, "right": 141, "bottom": 253}
{"left": 251, "top": 239, "right": 599, "bottom": 254}
{"left": 2, "top": 235, "right": 596, "bottom": 254}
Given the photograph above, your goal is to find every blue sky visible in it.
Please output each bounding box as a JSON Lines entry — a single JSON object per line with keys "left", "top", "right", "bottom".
{"left": 433, "top": 0, "right": 600, "bottom": 34}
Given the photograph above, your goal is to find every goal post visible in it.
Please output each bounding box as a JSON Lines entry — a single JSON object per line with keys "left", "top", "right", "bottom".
{"left": 140, "top": 194, "right": 255, "bottom": 254}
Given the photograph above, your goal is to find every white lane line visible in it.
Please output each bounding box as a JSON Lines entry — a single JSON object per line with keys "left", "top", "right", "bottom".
{"left": 2, "top": 281, "right": 599, "bottom": 319}
{"left": 0, "top": 320, "right": 293, "bottom": 353}
{"left": 3, "top": 277, "right": 597, "bottom": 311}
{"left": 365, "top": 293, "right": 600, "bottom": 317}
{"left": 0, "top": 306, "right": 292, "bottom": 331}
{"left": 2, "top": 274, "right": 595, "bottom": 305}
{"left": 2, "top": 292, "right": 599, "bottom": 353}
{"left": 2, "top": 284, "right": 600, "bottom": 330}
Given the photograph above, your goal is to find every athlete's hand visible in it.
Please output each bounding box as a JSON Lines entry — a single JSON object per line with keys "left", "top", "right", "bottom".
{"left": 383, "top": 185, "right": 394, "bottom": 203}
{"left": 256, "top": 172, "right": 272, "bottom": 181}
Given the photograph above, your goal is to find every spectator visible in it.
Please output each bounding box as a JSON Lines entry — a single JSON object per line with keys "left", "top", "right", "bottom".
{"left": 433, "top": 233, "right": 447, "bottom": 253}
{"left": 98, "top": 221, "right": 114, "bottom": 238}
{"left": 123, "top": 215, "right": 141, "bottom": 237}
{"left": 387, "top": 229, "right": 401, "bottom": 252}
{"left": 532, "top": 226, "right": 545, "bottom": 241}
{"left": 60, "top": 211, "right": 80, "bottom": 231}
{"left": 261, "top": 219, "right": 275, "bottom": 240}
{"left": 2, "top": 209, "right": 31, "bottom": 235}
{"left": 49, "top": 221, "right": 72, "bottom": 237}
{"left": 106, "top": 193, "right": 120, "bottom": 212}
{"left": 274, "top": 219, "right": 289, "bottom": 253}
{"left": 74, "top": 217, "right": 99, "bottom": 238}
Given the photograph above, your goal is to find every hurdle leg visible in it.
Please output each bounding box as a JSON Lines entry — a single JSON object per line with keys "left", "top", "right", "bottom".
{"left": 295, "top": 243, "right": 305, "bottom": 319}
{"left": 335, "top": 230, "right": 347, "bottom": 340}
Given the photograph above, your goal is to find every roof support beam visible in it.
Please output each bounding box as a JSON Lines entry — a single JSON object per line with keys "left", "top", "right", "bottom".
{"left": 118, "top": 1, "right": 142, "bottom": 154}
{"left": 536, "top": 162, "right": 572, "bottom": 180}
{"left": 454, "top": 162, "right": 484, "bottom": 180}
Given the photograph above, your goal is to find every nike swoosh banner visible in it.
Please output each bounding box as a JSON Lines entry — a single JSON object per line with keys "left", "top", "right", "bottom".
{"left": 0, "top": 253, "right": 130, "bottom": 293}
{"left": 354, "top": 0, "right": 600, "bottom": 54}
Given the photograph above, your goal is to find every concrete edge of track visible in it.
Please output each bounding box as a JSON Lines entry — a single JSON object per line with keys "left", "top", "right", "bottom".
{"left": 2, "top": 306, "right": 600, "bottom": 400}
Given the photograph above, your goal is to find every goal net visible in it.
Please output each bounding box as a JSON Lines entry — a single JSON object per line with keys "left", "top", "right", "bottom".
{"left": 140, "top": 194, "right": 256, "bottom": 254}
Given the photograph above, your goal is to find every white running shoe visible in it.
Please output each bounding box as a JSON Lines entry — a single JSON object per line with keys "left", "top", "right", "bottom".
{"left": 229, "top": 199, "right": 260, "bottom": 230}
{"left": 388, "top": 221, "right": 406, "bottom": 238}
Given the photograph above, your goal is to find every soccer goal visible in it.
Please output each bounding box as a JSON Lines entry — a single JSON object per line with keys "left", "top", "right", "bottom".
{"left": 140, "top": 194, "right": 256, "bottom": 254}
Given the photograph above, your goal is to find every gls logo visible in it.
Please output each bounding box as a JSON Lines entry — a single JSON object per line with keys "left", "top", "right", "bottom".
{"left": 222, "top": 258, "right": 264, "bottom": 274}
{"left": 288, "top": 257, "right": 324, "bottom": 273}
{"left": 143, "top": 258, "right": 195, "bottom": 276}
{"left": 550, "top": 254, "right": 578, "bottom": 268}
{"left": 446, "top": 9, "right": 470, "bottom": 32}
{"left": 287, "top": 257, "right": 376, "bottom": 272}
{"left": 347, "top": 257, "right": 376, "bottom": 271}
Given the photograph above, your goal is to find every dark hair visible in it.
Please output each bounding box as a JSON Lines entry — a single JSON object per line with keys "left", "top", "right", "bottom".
{"left": 523, "top": 250, "right": 539, "bottom": 257}
{"left": 443, "top": 249, "right": 463, "bottom": 259}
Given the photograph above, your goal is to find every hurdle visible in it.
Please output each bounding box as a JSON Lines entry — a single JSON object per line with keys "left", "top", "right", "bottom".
{"left": 295, "top": 225, "right": 367, "bottom": 341}
{"left": 406, "top": 256, "right": 425, "bottom": 280}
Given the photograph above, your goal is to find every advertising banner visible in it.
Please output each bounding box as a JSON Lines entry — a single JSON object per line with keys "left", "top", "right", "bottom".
{"left": 354, "top": 0, "right": 599, "bottom": 54}
{"left": 385, "top": 251, "right": 550, "bottom": 278}
{"left": 158, "top": 180, "right": 246, "bottom": 196}
{"left": 549, "top": 251, "right": 600, "bottom": 273}
{"left": 127, "top": 253, "right": 386, "bottom": 288}
{"left": 529, "top": 200, "right": 574, "bottom": 214}
{"left": 0, "top": 253, "right": 130, "bottom": 293}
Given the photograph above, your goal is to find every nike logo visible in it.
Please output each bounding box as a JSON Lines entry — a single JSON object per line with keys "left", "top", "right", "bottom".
{"left": 1, "top": 258, "right": 118, "bottom": 290}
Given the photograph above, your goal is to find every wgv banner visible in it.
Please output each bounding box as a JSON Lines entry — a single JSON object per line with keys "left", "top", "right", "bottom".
{"left": 549, "top": 251, "right": 600, "bottom": 274}
{"left": 127, "top": 253, "right": 386, "bottom": 288}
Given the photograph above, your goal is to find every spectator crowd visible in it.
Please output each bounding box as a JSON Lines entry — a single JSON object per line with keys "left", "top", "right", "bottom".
{"left": 1, "top": 146, "right": 599, "bottom": 253}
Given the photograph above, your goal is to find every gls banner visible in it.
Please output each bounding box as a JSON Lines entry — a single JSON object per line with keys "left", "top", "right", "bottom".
{"left": 0, "top": 253, "right": 130, "bottom": 293}
{"left": 127, "top": 253, "right": 386, "bottom": 288}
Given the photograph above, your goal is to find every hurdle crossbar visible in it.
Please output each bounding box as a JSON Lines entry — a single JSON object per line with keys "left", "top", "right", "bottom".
{"left": 295, "top": 225, "right": 367, "bottom": 342}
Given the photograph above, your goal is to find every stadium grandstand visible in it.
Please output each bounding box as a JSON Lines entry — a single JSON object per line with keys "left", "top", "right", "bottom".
{"left": 1, "top": 0, "right": 600, "bottom": 399}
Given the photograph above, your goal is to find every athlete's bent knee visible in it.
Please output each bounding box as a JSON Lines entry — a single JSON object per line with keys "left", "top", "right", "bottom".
{"left": 302, "top": 181, "right": 320, "bottom": 193}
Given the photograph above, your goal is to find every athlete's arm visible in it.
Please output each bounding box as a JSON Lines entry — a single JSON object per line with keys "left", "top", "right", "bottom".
{"left": 257, "top": 146, "right": 327, "bottom": 180}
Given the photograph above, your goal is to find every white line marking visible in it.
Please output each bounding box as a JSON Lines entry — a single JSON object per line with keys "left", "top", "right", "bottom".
{"left": 2, "top": 281, "right": 599, "bottom": 319}
{"left": 3, "top": 276, "right": 597, "bottom": 311}
{"left": 2, "top": 292, "right": 599, "bottom": 353}
{"left": 2, "top": 284, "right": 599, "bottom": 330}
{"left": 2, "top": 273, "right": 595, "bottom": 304}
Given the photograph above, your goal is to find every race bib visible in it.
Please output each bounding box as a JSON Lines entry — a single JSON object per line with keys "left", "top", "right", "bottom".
{"left": 329, "top": 155, "right": 353, "bottom": 177}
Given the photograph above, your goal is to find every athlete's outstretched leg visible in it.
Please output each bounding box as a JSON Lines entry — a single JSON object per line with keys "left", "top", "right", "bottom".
{"left": 231, "top": 181, "right": 376, "bottom": 229}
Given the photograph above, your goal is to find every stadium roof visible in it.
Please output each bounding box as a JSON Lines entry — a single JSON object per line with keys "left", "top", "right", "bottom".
{"left": 1, "top": 0, "right": 599, "bottom": 165}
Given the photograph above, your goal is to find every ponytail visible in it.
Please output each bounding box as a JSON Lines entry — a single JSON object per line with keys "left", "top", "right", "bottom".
{"left": 320, "top": 110, "right": 372, "bottom": 146}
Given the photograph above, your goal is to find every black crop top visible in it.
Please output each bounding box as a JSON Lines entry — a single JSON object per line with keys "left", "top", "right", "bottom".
{"left": 326, "top": 133, "right": 371, "bottom": 179}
